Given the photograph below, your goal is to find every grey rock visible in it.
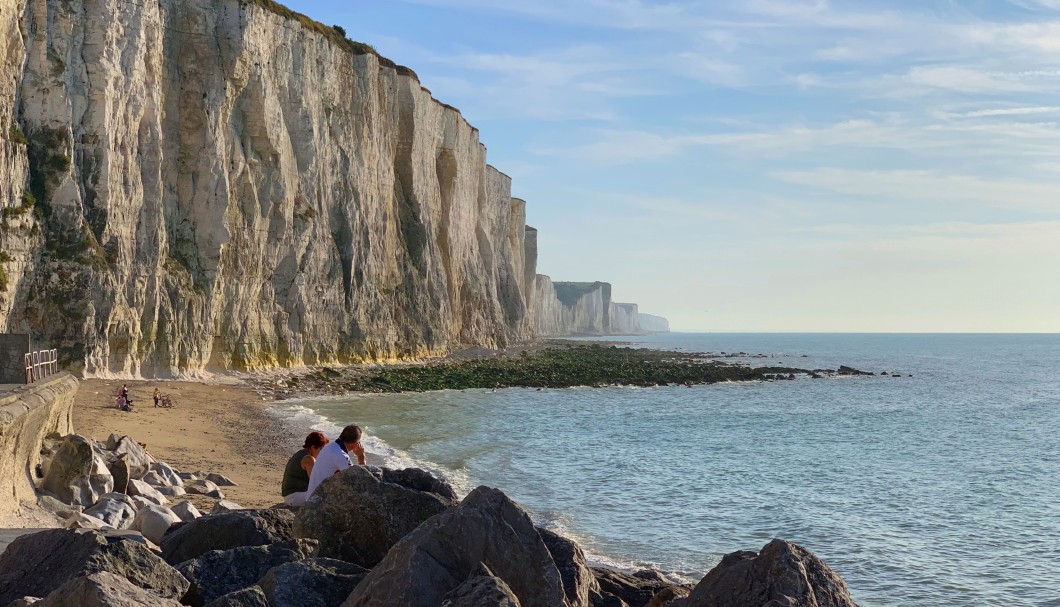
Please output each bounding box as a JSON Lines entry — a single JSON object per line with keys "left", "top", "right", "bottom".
{"left": 177, "top": 540, "right": 318, "bottom": 607}
{"left": 33, "top": 572, "right": 182, "bottom": 607}
{"left": 131, "top": 495, "right": 161, "bottom": 511}
{"left": 131, "top": 505, "right": 181, "bottom": 545}
{"left": 171, "top": 500, "right": 202, "bottom": 522}
{"left": 592, "top": 569, "right": 689, "bottom": 607}
{"left": 178, "top": 472, "right": 205, "bottom": 482}
{"left": 185, "top": 479, "right": 223, "bottom": 497}
{"left": 65, "top": 513, "right": 112, "bottom": 530}
{"left": 36, "top": 494, "right": 82, "bottom": 519}
{"left": 342, "top": 486, "right": 566, "bottom": 607}
{"left": 108, "top": 437, "right": 152, "bottom": 480}
{"left": 83, "top": 494, "right": 137, "bottom": 529}
{"left": 380, "top": 467, "right": 458, "bottom": 502}
{"left": 203, "top": 586, "right": 269, "bottom": 607}
{"left": 210, "top": 500, "right": 245, "bottom": 514}
{"left": 0, "top": 529, "right": 189, "bottom": 605}
{"left": 440, "top": 564, "right": 521, "bottom": 607}
{"left": 259, "top": 558, "right": 368, "bottom": 607}
{"left": 6, "top": 598, "right": 42, "bottom": 607}
{"left": 589, "top": 589, "right": 629, "bottom": 607}
{"left": 160, "top": 509, "right": 296, "bottom": 565}
{"left": 294, "top": 466, "right": 456, "bottom": 567}
{"left": 39, "top": 435, "right": 114, "bottom": 506}
{"left": 683, "top": 539, "right": 860, "bottom": 607}
{"left": 206, "top": 473, "right": 238, "bottom": 487}
{"left": 127, "top": 479, "right": 169, "bottom": 506}
{"left": 149, "top": 462, "right": 184, "bottom": 487}
{"left": 539, "top": 527, "right": 598, "bottom": 607}
{"left": 157, "top": 485, "right": 187, "bottom": 498}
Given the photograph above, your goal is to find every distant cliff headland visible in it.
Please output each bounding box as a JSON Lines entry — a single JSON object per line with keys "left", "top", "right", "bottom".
{"left": 0, "top": 0, "right": 667, "bottom": 376}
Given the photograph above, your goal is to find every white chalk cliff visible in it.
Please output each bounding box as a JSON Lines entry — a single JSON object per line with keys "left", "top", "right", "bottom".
{"left": 0, "top": 0, "right": 667, "bottom": 374}
{"left": 0, "top": 0, "right": 540, "bottom": 375}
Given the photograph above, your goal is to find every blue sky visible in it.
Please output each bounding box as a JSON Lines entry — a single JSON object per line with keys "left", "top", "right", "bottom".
{"left": 284, "top": 1, "right": 1060, "bottom": 332}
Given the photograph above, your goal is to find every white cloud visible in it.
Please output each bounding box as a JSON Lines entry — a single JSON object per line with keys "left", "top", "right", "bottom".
{"left": 773, "top": 168, "right": 1060, "bottom": 213}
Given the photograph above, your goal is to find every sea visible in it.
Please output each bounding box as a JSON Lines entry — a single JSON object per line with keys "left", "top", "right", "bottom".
{"left": 270, "top": 333, "right": 1060, "bottom": 607}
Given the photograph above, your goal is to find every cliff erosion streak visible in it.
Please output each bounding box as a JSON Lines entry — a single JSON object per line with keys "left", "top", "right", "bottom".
{"left": 0, "top": 0, "right": 667, "bottom": 376}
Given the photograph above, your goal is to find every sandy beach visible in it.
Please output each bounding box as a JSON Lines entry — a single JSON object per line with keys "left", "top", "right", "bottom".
{"left": 73, "top": 379, "right": 299, "bottom": 510}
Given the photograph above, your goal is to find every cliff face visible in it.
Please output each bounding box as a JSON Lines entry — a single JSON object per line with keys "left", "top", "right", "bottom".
{"left": 534, "top": 277, "right": 671, "bottom": 336}
{"left": 638, "top": 313, "right": 670, "bottom": 333}
{"left": 609, "top": 302, "right": 640, "bottom": 335}
{"left": 0, "top": 0, "right": 533, "bottom": 375}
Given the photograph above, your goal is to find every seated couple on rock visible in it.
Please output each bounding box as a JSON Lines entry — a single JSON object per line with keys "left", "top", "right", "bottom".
{"left": 281, "top": 425, "right": 367, "bottom": 506}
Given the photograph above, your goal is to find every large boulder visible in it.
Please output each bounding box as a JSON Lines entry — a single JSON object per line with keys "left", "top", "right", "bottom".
{"left": 258, "top": 558, "right": 368, "bottom": 607}
{"left": 131, "top": 505, "right": 182, "bottom": 545}
{"left": 177, "top": 540, "right": 318, "bottom": 607}
{"left": 342, "top": 486, "right": 568, "bottom": 607}
{"left": 83, "top": 494, "right": 137, "bottom": 529}
{"left": 107, "top": 436, "right": 152, "bottom": 480}
{"left": 683, "top": 539, "right": 860, "bottom": 607}
{"left": 540, "top": 527, "right": 598, "bottom": 607}
{"left": 171, "top": 500, "right": 202, "bottom": 522}
{"left": 65, "top": 513, "right": 112, "bottom": 530}
{"left": 148, "top": 462, "right": 184, "bottom": 487}
{"left": 39, "top": 435, "right": 114, "bottom": 506}
{"left": 159, "top": 509, "right": 296, "bottom": 565}
{"left": 294, "top": 466, "right": 457, "bottom": 567}
{"left": 158, "top": 485, "right": 187, "bottom": 498}
{"left": 32, "top": 572, "right": 183, "bottom": 607}
{"left": 441, "top": 564, "right": 522, "bottom": 607}
{"left": 380, "top": 467, "right": 458, "bottom": 501}
{"left": 0, "top": 529, "right": 190, "bottom": 605}
{"left": 127, "top": 479, "right": 169, "bottom": 505}
{"left": 592, "top": 569, "right": 689, "bottom": 607}
{"left": 204, "top": 587, "right": 269, "bottom": 607}
{"left": 185, "top": 479, "right": 225, "bottom": 499}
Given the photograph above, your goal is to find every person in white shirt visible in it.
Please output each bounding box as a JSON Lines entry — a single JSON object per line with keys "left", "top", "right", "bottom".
{"left": 306, "top": 424, "right": 366, "bottom": 497}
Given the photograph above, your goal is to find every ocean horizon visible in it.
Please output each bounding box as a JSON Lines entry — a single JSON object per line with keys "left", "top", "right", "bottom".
{"left": 270, "top": 333, "right": 1060, "bottom": 607}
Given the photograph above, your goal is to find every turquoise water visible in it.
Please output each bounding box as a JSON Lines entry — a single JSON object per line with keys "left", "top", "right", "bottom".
{"left": 273, "top": 334, "right": 1060, "bottom": 607}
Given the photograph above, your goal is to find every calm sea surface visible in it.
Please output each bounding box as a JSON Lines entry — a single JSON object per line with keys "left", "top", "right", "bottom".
{"left": 273, "top": 334, "right": 1060, "bottom": 607}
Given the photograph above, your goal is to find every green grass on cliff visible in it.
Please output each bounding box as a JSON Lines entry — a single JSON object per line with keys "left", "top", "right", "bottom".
{"left": 240, "top": 0, "right": 419, "bottom": 79}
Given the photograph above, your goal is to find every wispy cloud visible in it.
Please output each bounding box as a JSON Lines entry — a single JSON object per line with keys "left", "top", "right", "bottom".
{"left": 773, "top": 168, "right": 1060, "bottom": 214}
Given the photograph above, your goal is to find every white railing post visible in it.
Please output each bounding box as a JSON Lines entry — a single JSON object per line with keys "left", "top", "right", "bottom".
{"left": 24, "top": 353, "right": 31, "bottom": 384}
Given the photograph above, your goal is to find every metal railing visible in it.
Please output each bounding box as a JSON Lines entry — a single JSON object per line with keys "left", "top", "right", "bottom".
{"left": 24, "top": 349, "right": 58, "bottom": 384}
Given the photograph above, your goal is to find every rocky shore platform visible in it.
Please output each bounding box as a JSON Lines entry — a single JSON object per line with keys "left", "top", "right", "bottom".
{"left": 0, "top": 427, "right": 863, "bottom": 607}
{"left": 247, "top": 342, "right": 886, "bottom": 399}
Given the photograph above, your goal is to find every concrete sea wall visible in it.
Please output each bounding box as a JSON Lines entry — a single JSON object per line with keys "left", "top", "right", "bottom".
{"left": 0, "top": 373, "right": 77, "bottom": 522}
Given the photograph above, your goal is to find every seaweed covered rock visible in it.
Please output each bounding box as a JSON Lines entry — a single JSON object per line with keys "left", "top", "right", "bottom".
{"left": 342, "top": 486, "right": 566, "bottom": 607}
{"left": 177, "top": 540, "right": 318, "bottom": 607}
{"left": 159, "top": 509, "right": 295, "bottom": 565}
{"left": 684, "top": 539, "right": 859, "bottom": 607}
{"left": 258, "top": 558, "right": 369, "bottom": 607}
{"left": 294, "top": 466, "right": 456, "bottom": 567}
{"left": 0, "top": 529, "right": 189, "bottom": 605}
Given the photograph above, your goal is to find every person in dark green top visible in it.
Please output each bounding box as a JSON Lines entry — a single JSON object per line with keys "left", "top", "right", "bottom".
{"left": 282, "top": 431, "right": 329, "bottom": 506}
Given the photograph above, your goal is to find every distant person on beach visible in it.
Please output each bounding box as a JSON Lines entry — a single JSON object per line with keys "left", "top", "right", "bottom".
{"left": 116, "top": 384, "right": 132, "bottom": 411}
{"left": 153, "top": 387, "right": 161, "bottom": 408}
{"left": 306, "top": 424, "right": 366, "bottom": 497}
{"left": 281, "top": 431, "right": 329, "bottom": 506}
